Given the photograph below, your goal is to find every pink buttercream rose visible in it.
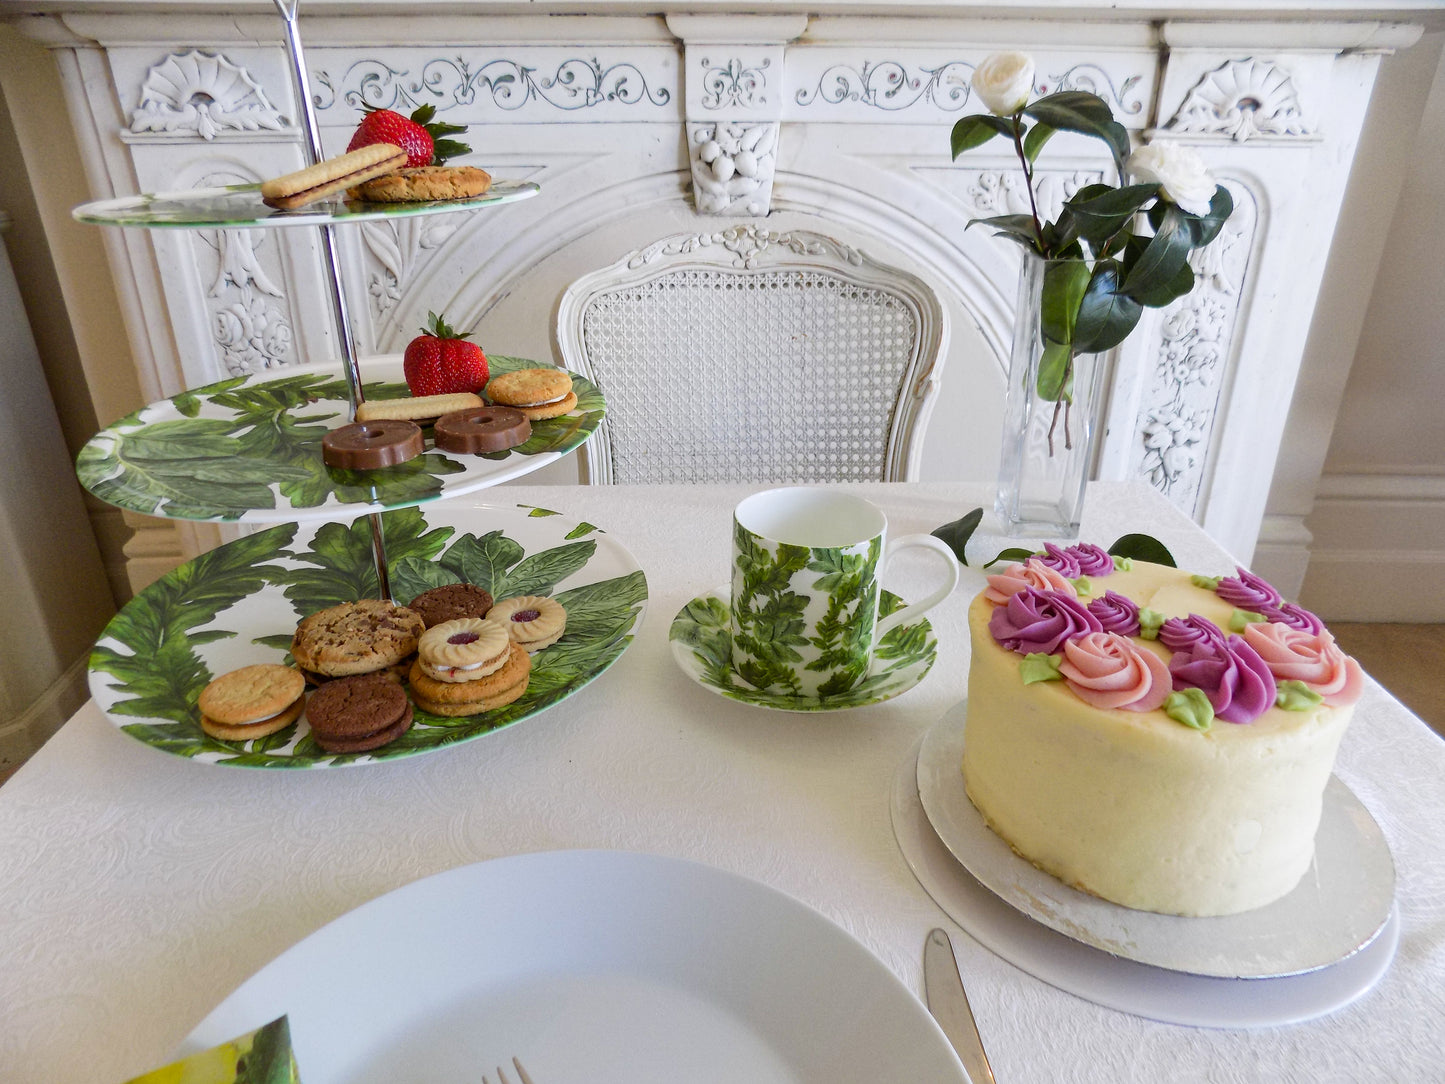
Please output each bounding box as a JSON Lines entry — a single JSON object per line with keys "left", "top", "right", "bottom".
{"left": 1240, "top": 623, "right": 1364, "bottom": 706}
{"left": 983, "top": 558, "right": 1078, "bottom": 604}
{"left": 1059, "top": 632, "right": 1172, "bottom": 711}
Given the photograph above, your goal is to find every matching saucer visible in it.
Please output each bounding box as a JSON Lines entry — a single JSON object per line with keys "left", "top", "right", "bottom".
{"left": 668, "top": 586, "right": 937, "bottom": 713}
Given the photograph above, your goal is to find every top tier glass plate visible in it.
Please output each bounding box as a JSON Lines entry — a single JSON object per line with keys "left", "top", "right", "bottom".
{"left": 72, "top": 178, "right": 539, "bottom": 229}
{"left": 76, "top": 356, "right": 604, "bottom": 524}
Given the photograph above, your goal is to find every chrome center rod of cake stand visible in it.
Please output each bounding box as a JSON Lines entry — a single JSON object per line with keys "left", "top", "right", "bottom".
{"left": 276, "top": 0, "right": 394, "bottom": 601}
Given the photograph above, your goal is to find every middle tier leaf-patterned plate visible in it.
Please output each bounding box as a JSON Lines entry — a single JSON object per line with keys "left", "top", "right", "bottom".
{"left": 76, "top": 357, "right": 604, "bottom": 523}
{"left": 668, "top": 587, "right": 937, "bottom": 712}
{"left": 88, "top": 503, "right": 647, "bottom": 768}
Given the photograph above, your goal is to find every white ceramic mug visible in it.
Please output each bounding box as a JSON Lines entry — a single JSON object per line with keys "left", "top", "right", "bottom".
{"left": 729, "top": 487, "right": 959, "bottom": 698}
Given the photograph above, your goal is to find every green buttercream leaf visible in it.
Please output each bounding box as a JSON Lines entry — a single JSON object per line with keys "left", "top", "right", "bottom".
{"left": 1276, "top": 680, "right": 1324, "bottom": 711}
{"left": 1071, "top": 576, "right": 1091, "bottom": 596}
{"left": 1165, "top": 687, "right": 1214, "bottom": 730}
{"left": 1229, "top": 609, "right": 1267, "bottom": 632}
{"left": 1138, "top": 607, "right": 1165, "bottom": 639}
{"left": 1112, "top": 555, "right": 1133, "bottom": 571}
{"left": 1020, "top": 653, "right": 1065, "bottom": 685}
{"left": 1191, "top": 573, "right": 1223, "bottom": 590}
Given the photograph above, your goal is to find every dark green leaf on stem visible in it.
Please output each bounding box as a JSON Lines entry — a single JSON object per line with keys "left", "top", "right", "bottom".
{"left": 1129, "top": 258, "right": 1194, "bottom": 308}
{"left": 1040, "top": 259, "right": 1091, "bottom": 343}
{"left": 966, "top": 214, "right": 1040, "bottom": 247}
{"left": 1184, "top": 185, "right": 1234, "bottom": 247}
{"left": 1036, "top": 339, "right": 1074, "bottom": 401}
{"left": 1063, "top": 183, "right": 1159, "bottom": 246}
{"left": 983, "top": 546, "right": 1038, "bottom": 569}
{"left": 1074, "top": 262, "right": 1143, "bottom": 353}
{"left": 1123, "top": 203, "right": 1192, "bottom": 299}
{"left": 1023, "top": 121, "right": 1056, "bottom": 163}
{"left": 1023, "top": 92, "right": 1130, "bottom": 172}
{"left": 1108, "top": 533, "right": 1177, "bottom": 566}
{"left": 951, "top": 113, "right": 1015, "bottom": 157}
{"left": 931, "top": 508, "right": 982, "bottom": 565}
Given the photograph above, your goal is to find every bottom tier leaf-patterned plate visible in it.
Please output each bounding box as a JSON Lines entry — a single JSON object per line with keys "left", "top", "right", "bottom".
{"left": 668, "top": 586, "right": 936, "bottom": 712}
{"left": 88, "top": 503, "right": 647, "bottom": 768}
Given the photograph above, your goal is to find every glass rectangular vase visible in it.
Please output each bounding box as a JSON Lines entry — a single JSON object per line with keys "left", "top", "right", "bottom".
{"left": 994, "top": 253, "right": 1107, "bottom": 539}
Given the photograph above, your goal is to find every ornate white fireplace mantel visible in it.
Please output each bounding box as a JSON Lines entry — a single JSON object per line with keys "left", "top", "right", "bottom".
{"left": 6, "top": 0, "right": 1434, "bottom": 577}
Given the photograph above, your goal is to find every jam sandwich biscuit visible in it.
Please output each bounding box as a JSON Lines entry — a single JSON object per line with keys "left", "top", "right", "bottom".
{"left": 291, "top": 600, "right": 425, "bottom": 682}
{"left": 484, "top": 369, "right": 577, "bottom": 421}
{"left": 197, "top": 663, "right": 306, "bottom": 742}
{"left": 408, "top": 641, "right": 531, "bottom": 717}
{"left": 351, "top": 165, "right": 492, "bottom": 203}
{"left": 304, "top": 674, "right": 413, "bottom": 753}
{"left": 408, "top": 583, "right": 495, "bottom": 628}
{"left": 486, "top": 595, "right": 567, "bottom": 652}
{"left": 261, "top": 145, "right": 407, "bottom": 210}
{"left": 354, "top": 392, "right": 484, "bottom": 425}
{"left": 322, "top": 420, "right": 423, "bottom": 470}
{"left": 433, "top": 406, "right": 531, "bottom": 454}
{"left": 416, "top": 618, "right": 511, "bottom": 683}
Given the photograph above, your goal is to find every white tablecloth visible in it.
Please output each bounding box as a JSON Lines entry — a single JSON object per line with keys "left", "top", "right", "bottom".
{"left": 4, "top": 482, "right": 1442, "bottom": 1083}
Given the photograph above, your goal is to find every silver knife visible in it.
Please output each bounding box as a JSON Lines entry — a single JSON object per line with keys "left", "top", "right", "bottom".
{"left": 924, "top": 927, "right": 998, "bottom": 1084}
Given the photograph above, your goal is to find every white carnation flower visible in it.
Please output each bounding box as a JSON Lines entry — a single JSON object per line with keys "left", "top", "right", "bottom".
{"left": 1128, "top": 143, "right": 1218, "bottom": 216}
{"left": 972, "top": 52, "right": 1036, "bottom": 117}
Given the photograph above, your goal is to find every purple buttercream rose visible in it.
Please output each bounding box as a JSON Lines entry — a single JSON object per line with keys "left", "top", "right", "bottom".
{"left": 1036, "top": 543, "right": 1082, "bottom": 578}
{"left": 1158, "top": 614, "right": 1227, "bottom": 653}
{"left": 1216, "top": 567, "right": 1284, "bottom": 610}
{"left": 1168, "top": 633, "right": 1277, "bottom": 723}
{"left": 989, "top": 587, "right": 1103, "bottom": 656}
{"left": 1086, "top": 590, "right": 1141, "bottom": 636}
{"left": 1258, "top": 602, "right": 1327, "bottom": 635}
{"left": 1068, "top": 543, "right": 1115, "bottom": 577}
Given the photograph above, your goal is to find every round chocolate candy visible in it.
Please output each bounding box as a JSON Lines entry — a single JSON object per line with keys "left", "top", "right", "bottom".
{"left": 321, "top": 419, "right": 424, "bottom": 470}
{"left": 434, "top": 406, "right": 531, "bottom": 454}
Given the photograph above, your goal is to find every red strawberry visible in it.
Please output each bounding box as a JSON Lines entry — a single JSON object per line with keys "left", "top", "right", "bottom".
{"left": 346, "top": 104, "right": 471, "bottom": 168}
{"left": 403, "top": 312, "right": 488, "bottom": 396}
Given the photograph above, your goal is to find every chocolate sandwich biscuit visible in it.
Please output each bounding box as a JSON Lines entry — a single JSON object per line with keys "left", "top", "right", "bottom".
{"left": 261, "top": 145, "right": 407, "bottom": 210}
{"left": 433, "top": 406, "right": 531, "bottom": 454}
{"left": 304, "top": 674, "right": 413, "bottom": 753}
{"left": 322, "top": 420, "right": 424, "bottom": 470}
{"left": 408, "top": 583, "right": 495, "bottom": 628}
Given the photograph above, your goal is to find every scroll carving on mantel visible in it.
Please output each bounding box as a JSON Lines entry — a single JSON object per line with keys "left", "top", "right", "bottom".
{"left": 1166, "top": 59, "right": 1315, "bottom": 142}
{"left": 1135, "top": 180, "right": 1258, "bottom": 510}
{"left": 1041, "top": 63, "right": 1146, "bottom": 117}
{"left": 794, "top": 59, "right": 976, "bottom": 111}
{"left": 627, "top": 224, "right": 864, "bottom": 272}
{"left": 129, "top": 50, "right": 288, "bottom": 140}
{"left": 310, "top": 55, "right": 672, "bottom": 116}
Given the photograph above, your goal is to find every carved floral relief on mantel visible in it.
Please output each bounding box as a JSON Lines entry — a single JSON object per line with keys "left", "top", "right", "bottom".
{"left": 129, "top": 50, "right": 289, "bottom": 140}
{"left": 1166, "top": 59, "right": 1315, "bottom": 142}
{"left": 309, "top": 55, "right": 672, "bottom": 116}
{"left": 1136, "top": 180, "right": 1258, "bottom": 510}
{"left": 684, "top": 45, "right": 784, "bottom": 216}
{"left": 357, "top": 216, "right": 462, "bottom": 330}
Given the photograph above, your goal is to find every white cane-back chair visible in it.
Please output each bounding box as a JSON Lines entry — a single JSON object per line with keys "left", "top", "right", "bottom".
{"left": 555, "top": 224, "right": 948, "bottom": 485}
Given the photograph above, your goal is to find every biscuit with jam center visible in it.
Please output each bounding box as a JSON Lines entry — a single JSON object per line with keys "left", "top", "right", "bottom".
{"left": 486, "top": 595, "right": 568, "bottom": 652}
{"left": 408, "top": 642, "right": 531, "bottom": 717}
{"left": 485, "top": 368, "right": 577, "bottom": 421}
{"left": 417, "top": 618, "right": 511, "bottom": 683}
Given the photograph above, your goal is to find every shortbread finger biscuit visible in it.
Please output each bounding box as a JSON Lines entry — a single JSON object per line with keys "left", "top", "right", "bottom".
{"left": 261, "top": 144, "right": 407, "bottom": 210}
{"left": 351, "top": 165, "right": 492, "bottom": 203}
{"left": 355, "top": 393, "right": 484, "bottom": 424}
{"left": 486, "top": 595, "right": 568, "bottom": 652}
{"left": 408, "top": 643, "right": 531, "bottom": 717}
{"left": 291, "top": 600, "right": 425, "bottom": 678}
{"left": 485, "top": 368, "right": 577, "bottom": 421}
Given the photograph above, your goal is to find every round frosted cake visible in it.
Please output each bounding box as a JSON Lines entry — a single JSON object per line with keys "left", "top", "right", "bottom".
{"left": 962, "top": 543, "right": 1364, "bottom": 917}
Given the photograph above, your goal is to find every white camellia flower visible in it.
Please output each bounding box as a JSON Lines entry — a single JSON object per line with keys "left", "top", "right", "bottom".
{"left": 1127, "top": 143, "right": 1218, "bottom": 216}
{"left": 971, "top": 52, "right": 1036, "bottom": 116}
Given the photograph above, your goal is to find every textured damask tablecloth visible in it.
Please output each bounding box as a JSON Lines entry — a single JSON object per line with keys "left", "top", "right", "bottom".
{"left": 3, "top": 482, "right": 1442, "bottom": 1084}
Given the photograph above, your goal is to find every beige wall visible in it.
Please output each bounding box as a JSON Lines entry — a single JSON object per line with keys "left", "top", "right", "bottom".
{"left": 1297, "top": 32, "right": 1445, "bottom": 621}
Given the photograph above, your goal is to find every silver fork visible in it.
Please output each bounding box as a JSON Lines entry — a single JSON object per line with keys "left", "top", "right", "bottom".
{"left": 482, "top": 1056, "right": 535, "bottom": 1084}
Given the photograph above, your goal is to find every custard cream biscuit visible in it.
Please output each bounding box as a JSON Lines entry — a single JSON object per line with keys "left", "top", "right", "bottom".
{"left": 408, "top": 643, "right": 531, "bottom": 717}
{"left": 354, "top": 393, "right": 484, "bottom": 424}
{"left": 261, "top": 145, "right": 407, "bottom": 210}
{"left": 417, "top": 618, "right": 511, "bottom": 683}
{"left": 197, "top": 663, "right": 306, "bottom": 741}
{"left": 486, "top": 595, "right": 567, "bottom": 652}
{"left": 351, "top": 165, "right": 492, "bottom": 203}
{"left": 485, "top": 368, "right": 577, "bottom": 421}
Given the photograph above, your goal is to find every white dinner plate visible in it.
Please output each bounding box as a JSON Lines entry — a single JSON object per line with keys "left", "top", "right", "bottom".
{"left": 180, "top": 849, "right": 968, "bottom": 1083}
{"left": 914, "top": 703, "right": 1395, "bottom": 978}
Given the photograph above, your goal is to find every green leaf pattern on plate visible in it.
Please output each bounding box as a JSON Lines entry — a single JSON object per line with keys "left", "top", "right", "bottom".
{"left": 669, "top": 589, "right": 936, "bottom": 712}
{"left": 77, "top": 357, "right": 605, "bottom": 521}
{"left": 89, "top": 506, "right": 647, "bottom": 767}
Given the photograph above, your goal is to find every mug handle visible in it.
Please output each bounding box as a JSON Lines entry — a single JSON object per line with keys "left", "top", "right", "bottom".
{"left": 875, "top": 534, "right": 960, "bottom": 638}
